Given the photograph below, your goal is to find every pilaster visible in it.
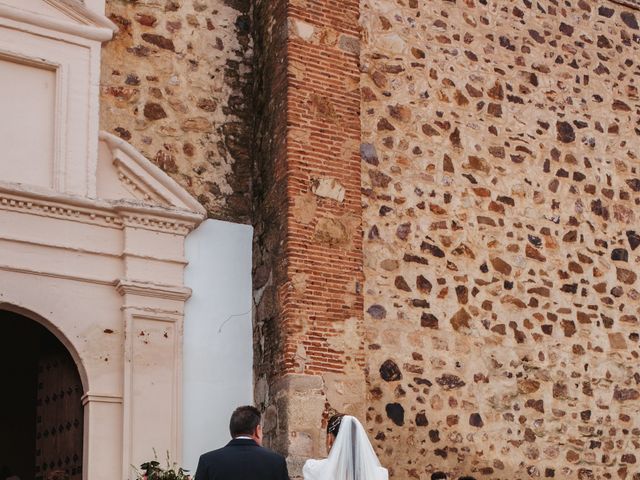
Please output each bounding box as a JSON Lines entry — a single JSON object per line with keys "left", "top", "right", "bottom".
{"left": 117, "top": 279, "right": 190, "bottom": 477}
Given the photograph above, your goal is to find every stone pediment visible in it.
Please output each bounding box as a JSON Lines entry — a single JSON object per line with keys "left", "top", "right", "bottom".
{"left": 97, "top": 131, "right": 206, "bottom": 216}
{"left": 0, "top": 131, "right": 205, "bottom": 238}
{"left": 0, "top": 0, "right": 117, "bottom": 41}
{"left": 0, "top": 1, "right": 204, "bottom": 228}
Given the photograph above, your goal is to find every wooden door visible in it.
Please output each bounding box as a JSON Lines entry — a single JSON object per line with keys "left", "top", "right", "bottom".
{"left": 34, "top": 344, "right": 83, "bottom": 480}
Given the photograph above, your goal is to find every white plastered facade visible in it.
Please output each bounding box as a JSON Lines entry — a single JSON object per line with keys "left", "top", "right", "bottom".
{"left": 0, "top": 1, "right": 206, "bottom": 478}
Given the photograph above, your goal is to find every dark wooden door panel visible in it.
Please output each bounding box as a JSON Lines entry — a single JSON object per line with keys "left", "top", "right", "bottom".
{"left": 35, "top": 347, "right": 83, "bottom": 480}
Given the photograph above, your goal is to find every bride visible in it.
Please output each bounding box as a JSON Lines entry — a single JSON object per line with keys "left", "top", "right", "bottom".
{"left": 303, "top": 414, "right": 388, "bottom": 480}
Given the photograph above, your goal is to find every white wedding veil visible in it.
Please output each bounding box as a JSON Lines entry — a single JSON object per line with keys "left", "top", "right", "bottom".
{"left": 304, "top": 415, "right": 385, "bottom": 480}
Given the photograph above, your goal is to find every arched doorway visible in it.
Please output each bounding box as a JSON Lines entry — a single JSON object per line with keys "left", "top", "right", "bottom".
{"left": 0, "top": 310, "right": 83, "bottom": 480}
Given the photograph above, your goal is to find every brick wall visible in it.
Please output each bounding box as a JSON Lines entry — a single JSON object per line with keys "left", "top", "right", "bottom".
{"left": 100, "top": 0, "right": 253, "bottom": 221}
{"left": 251, "top": 0, "right": 365, "bottom": 473}
{"left": 361, "top": 1, "right": 640, "bottom": 479}
{"left": 285, "top": 0, "right": 363, "bottom": 377}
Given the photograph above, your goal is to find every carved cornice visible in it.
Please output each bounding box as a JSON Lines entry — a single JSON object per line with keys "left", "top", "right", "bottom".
{"left": 120, "top": 214, "right": 192, "bottom": 235}
{"left": 0, "top": 0, "right": 117, "bottom": 42}
{"left": 113, "top": 201, "right": 202, "bottom": 234}
{"left": 115, "top": 279, "right": 192, "bottom": 302}
{"left": 0, "top": 182, "right": 202, "bottom": 235}
{"left": 81, "top": 393, "right": 123, "bottom": 406}
{"left": 0, "top": 187, "right": 123, "bottom": 229}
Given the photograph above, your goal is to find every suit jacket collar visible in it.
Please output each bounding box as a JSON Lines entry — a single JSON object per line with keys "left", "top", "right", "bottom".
{"left": 227, "top": 438, "right": 259, "bottom": 447}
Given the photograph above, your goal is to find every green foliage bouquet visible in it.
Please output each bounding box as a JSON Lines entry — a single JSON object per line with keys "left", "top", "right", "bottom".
{"left": 135, "top": 453, "right": 191, "bottom": 480}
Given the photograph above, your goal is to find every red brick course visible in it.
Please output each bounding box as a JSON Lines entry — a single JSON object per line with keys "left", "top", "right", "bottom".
{"left": 252, "top": 0, "right": 364, "bottom": 461}
{"left": 285, "top": 0, "right": 363, "bottom": 374}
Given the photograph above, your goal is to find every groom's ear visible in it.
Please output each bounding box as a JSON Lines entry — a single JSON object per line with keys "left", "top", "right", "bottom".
{"left": 254, "top": 424, "right": 264, "bottom": 445}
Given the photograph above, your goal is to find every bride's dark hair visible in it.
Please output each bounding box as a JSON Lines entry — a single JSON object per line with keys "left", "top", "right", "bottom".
{"left": 327, "top": 413, "right": 345, "bottom": 436}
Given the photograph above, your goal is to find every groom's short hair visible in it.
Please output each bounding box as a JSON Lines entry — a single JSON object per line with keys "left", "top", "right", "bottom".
{"left": 229, "top": 405, "right": 261, "bottom": 437}
{"left": 431, "top": 472, "right": 447, "bottom": 480}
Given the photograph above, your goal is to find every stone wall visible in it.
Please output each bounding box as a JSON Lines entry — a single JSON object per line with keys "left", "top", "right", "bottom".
{"left": 100, "top": 0, "right": 252, "bottom": 221}
{"left": 361, "top": 1, "right": 640, "bottom": 479}
{"left": 251, "top": 0, "right": 290, "bottom": 455}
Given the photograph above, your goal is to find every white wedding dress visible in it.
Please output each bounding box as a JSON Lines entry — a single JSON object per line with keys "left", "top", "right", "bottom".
{"left": 303, "top": 416, "right": 388, "bottom": 480}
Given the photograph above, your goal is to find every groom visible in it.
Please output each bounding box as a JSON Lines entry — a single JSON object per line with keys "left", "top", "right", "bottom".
{"left": 195, "top": 405, "right": 289, "bottom": 480}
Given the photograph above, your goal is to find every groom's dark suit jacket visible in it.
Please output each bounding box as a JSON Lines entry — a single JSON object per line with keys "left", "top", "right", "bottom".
{"left": 194, "top": 438, "right": 289, "bottom": 480}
